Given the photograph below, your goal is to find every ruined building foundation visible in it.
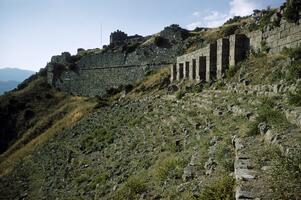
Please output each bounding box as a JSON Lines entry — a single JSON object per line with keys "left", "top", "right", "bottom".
{"left": 171, "top": 34, "right": 249, "bottom": 82}
{"left": 171, "top": 19, "right": 301, "bottom": 82}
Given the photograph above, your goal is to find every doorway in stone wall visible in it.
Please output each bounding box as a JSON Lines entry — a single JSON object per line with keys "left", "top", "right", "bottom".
{"left": 199, "top": 56, "right": 206, "bottom": 80}
{"left": 179, "top": 63, "right": 184, "bottom": 79}
{"left": 185, "top": 61, "right": 190, "bottom": 79}
{"left": 192, "top": 59, "right": 196, "bottom": 80}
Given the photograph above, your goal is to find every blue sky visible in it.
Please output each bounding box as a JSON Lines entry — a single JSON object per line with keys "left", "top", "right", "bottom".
{"left": 0, "top": 0, "right": 284, "bottom": 71}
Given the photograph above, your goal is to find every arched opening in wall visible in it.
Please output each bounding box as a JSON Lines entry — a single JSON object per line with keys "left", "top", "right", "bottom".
{"left": 192, "top": 59, "right": 196, "bottom": 80}
{"left": 199, "top": 56, "right": 206, "bottom": 80}
{"left": 185, "top": 61, "right": 190, "bottom": 79}
{"left": 179, "top": 63, "right": 184, "bottom": 79}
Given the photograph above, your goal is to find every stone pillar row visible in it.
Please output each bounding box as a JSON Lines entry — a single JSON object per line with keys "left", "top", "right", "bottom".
{"left": 171, "top": 34, "right": 249, "bottom": 82}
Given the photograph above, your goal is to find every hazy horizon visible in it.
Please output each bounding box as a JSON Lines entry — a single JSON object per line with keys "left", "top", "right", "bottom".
{"left": 0, "top": 0, "right": 284, "bottom": 72}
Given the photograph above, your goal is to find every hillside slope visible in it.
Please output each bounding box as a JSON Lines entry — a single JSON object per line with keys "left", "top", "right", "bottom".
{"left": 0, "top": 70, "right": 97, "bottom": 176}
{"left": 0, "top": 1, "right": 301, "bottom": 199}
{"left": 0, "top": 50, "right": 300, "bottom": 199}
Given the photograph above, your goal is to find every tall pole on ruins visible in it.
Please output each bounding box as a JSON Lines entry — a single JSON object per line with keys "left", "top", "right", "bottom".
{"left": 100, "top": 23, "right": 103, "bottom": 48}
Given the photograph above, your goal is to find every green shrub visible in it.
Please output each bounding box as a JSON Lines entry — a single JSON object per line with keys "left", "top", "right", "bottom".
{"left": 258, "top": 9, "right": 277, "bottom": 29}
{"left": 94, "top": 98, "right": 110, "bottom": 109}
{"left": 214, "top": 80, "right": 226, "bottom": 90}
{"left": 261, "top": 41, "right": 270, "bottom": 53}
{"left": 221, "top": 24, "right": 240, "bottom": 37}
{"left": 191, "top": 84, "right": 203, "bottom": 93}
{"left": 224, "top": 16, "right": 242, "bottom": 25}
{"left": 288, "top": 82, "right": 301, "bottom": 106}
{"left": 245, "top": 97, "right": 289, "bottom": 136}
{"left": 248, "top": 22, "right": 259, "bottom": 32}
{"left": 199, "top": 175, "right": 235, "bottom": 200}
{"left": 175, "top": 90, "right": 186, "bottom": 100}
{"left": 215, "top": 140, "right": 234, "bottom": 172}
{"left": 153, "top": 153, "right": 184, "bottom": 181}
{"left": 249, "top": 48, "right": 266, "bottom": 58}
{"left": 288, "top": 92, "right": 301, "bottom": 106}
{"left": 283, "top": 0, "right": 301, "bottom": 23}
{"left": 282, "top": 46, "right": 301, "bottom": 60}
{"left": 75, "top": 173, "right": 90, "bottom": 184}
{"left": 226, "top": 64, "right": 241, "bottom": 79}
{"left": 245, "top": 121, "right": 260, "bottom": 136}
{"left": 268, "top": 147, "right": 301, "bottom": 199}
{"left": 80, "top": 128, "right": 114, "bottom": 153}
{"left": 113, "top": 174, "right": 147, "bottom": 200}
{"left": 286, "top": 60, "right": 301, "bottom": 82}
{"left": 123, "top": 43, "right": 140, "bottom": 54}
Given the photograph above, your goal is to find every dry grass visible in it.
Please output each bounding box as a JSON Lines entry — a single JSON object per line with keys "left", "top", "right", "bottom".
{"left": 0, "top": 95, "right": 97, "bottom": 176}
{"left": 127, "top": 66, "right": 170, "bottom": 98}
{"left": 0, "top": 97, "right": 96, "bottom": 175}
{"left": 141, "top": 33, "right": 160, "bottom": 47}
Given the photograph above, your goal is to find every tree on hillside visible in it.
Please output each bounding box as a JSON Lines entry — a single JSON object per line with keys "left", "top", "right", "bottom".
{"left": 284, "top": 0, "right": 301, "bottom": 23}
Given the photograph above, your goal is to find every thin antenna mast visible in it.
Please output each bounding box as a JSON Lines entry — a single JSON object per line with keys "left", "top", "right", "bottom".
{"left": 100, "top": 23, "right": 103, "bottom": 48}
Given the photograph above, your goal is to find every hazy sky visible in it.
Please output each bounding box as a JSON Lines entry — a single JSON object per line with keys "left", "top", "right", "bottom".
{"left": 0, "top": 0, "right": 284, "bottom": 71}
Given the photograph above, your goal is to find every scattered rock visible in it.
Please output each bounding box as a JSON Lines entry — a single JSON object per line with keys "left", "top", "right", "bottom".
{"left": 258, "top": 122, "right": 268, "bottom": 135}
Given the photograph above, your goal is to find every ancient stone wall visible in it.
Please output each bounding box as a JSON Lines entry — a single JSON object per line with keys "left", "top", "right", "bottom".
{"left": 173, "top": 20, "right": 301, "bottom": 83}
{"left": 53, "top": 64, "right": 165, "bottom": 97}
{"left": 247, "top": 19, "right": 301, "bottom": 53}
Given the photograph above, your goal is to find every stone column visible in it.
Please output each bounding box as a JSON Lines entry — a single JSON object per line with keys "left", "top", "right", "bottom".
{"left": 205, "top": 43, "right": 217, "bottom": 82}
{"left": 190, "top": 59, "right": 197, "bottom": 80}
{"left": 196, "top": 57, "right": 201, "bottom": 81}
{"left": 217, "top": 38, "right": 230, "bottom": 79}
{"left": 176, "top": 63, "right": 181, "bottom": 81}
{"left": 189, "top": 59, "right": 194, "bottom": 80}
{"left": 170, "top": 64, "right": 177, "bottom": 82}
{"left": 184, "top": 61, "right": 190, "bottom": 80}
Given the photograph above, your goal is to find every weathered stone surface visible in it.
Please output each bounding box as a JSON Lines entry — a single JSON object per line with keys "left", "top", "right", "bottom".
{"left": 173, "top": 20, "right": 301, "bottom": 83}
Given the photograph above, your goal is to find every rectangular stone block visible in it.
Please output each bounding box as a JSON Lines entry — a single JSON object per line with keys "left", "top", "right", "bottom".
{"left": 217, "top": 38, "right": 230, "bottom": 79}
{"left": 184, "top": 61, "right": 190, "bottom": 79}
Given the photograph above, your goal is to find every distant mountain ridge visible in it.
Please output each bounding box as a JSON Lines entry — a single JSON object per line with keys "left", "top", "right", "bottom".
{"left": 0, "top": 68, "right": 35, "bottom": 94}
{"left": 0, "top": 80, "right": 19, "bottom": 95}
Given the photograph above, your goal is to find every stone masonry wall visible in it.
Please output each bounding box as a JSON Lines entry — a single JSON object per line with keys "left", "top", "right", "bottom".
{"left": 54, "top": 64, "right": 164, "bottom": 97}
{"left": 173, "top": 20, "right": 301, "bottom": 83}
{"left": 47, "top": 25, "right": 189, "bottom": 97}
{"left": 247, "top": 19, "right": 301, "bottom": 53}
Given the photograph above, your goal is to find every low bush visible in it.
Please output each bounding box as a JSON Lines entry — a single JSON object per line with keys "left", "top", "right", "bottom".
{"left": 283, "top": 0, "right": 301, "bottom": 23}
{"left": 199, "top": 175, "right": 235, "bottom": 200}
{"left": 282, "top": 46, "right": 301, "bottom": 60}
{"left": 226, "top": 64, "right": 241, "bottom": 79}
{"left": 245, "top": 97, "right": 289, "bottom": 136}
{"left": 221, "top": 24, "right": 240, "bottom": 37}
{"left": 153, "top": 153, "right": 185, "bottom": 182}
{"left": 175, "top": 90, "right": 186, "bottom": 100}
{"left": 286, "top": 60, "right": 301, "bottom": 82}
{"left": 224, "top": 16, "right": 242, "bottom": 25}
{"left": 113, "top": 174, "right": 147, "bottom": 200}
{"left": 268, "top": 147, "right": 301, "bottom": 199}
{"left": 80, "top": 128, "right": 114, "bottom": 153}
{"left": 288, "top": 82, "right": 301, "bottom": 106}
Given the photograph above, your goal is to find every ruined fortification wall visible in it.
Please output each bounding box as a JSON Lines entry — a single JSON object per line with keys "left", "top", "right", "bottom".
{"left": 48, "top": 48, "right": 175, "bottom": 96}
{"left": 53, "top": 64, "right": 164, "bottom": 96}
{"left": 247, "top": 19, "right": 301, "bottom": 53}
{"left": 173, "top": 20, "right": 301, "bottom": 83}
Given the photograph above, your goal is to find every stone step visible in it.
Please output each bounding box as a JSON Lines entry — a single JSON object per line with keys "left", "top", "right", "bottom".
{"left": 233, "top": 136, "right": 258, "bottom": 200}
